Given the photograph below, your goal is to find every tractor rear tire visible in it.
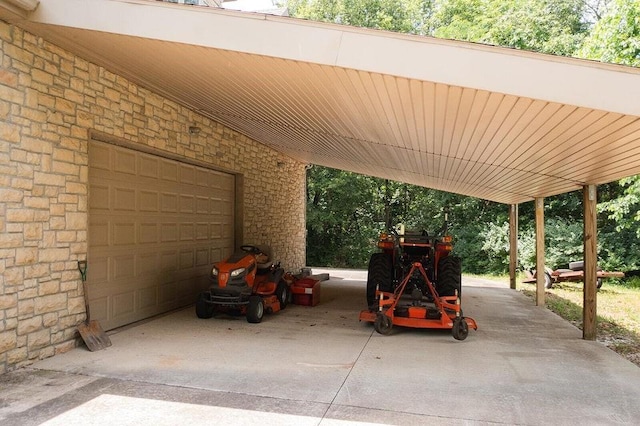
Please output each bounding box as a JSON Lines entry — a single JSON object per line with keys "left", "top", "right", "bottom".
{"left": 366, "top": 253, "right": 393, "bottom": 308}
{"left": 195, "top": 292, "right": 214, "bottom": 319}
{"left": 246, "top": 295, "right": 264, "bottom": 323}
{"left": 437, "top": 256, "right": 462, "bottom": 297}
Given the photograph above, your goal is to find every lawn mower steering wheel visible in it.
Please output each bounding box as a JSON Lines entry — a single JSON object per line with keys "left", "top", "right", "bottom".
{"left": 241, "top": 245, "right": 262, "bottom": 254}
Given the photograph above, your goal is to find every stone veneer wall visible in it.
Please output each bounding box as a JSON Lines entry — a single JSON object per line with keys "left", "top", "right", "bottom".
{"left": 0, "top": 22, "right": 306, "bottom": 374}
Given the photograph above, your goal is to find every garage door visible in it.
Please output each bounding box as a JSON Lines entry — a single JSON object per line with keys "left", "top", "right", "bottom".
{"left": 88, "top": 140, "right": 235, "bottom": 330}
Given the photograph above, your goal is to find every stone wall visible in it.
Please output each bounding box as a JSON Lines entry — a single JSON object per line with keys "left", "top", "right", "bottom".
{"left": 0, "top": 22, "right": 306, "bottom": 374}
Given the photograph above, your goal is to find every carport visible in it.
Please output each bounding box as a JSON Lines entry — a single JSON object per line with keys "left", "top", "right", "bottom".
{"left": 3, "top": 0, "right": 640, "bottom": 342}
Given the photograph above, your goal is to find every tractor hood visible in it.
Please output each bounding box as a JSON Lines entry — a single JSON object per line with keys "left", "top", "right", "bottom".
{"left": 210, "top": 252, "right": 257, "bottom": 288}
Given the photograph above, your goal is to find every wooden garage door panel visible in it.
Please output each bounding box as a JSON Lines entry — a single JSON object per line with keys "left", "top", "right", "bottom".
{"left": 88, "top": 140, "right": 235, "bottom": 330}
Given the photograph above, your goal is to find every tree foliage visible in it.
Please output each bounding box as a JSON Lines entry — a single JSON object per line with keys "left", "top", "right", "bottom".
{"left": 578, "top": 0, "right": 640, "bottom": 66}
{"left": 431, "top": 0, "right": 588, "bottom": 55}
{"left": 288, "top": 0, "right": 591, "bottom": 54}
{"left": 287, "top": 0, "right": 432, "bottom": 34}
{"left": 290, "top": 0, "right": 640, "bottom": 274}
{"left": 306, "top": 166, "right": 380, "bottom": 267}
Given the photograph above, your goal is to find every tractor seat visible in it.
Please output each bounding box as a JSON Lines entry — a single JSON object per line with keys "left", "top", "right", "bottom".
{"left": 255, "top": 245, "right": 273, "bottom": 273}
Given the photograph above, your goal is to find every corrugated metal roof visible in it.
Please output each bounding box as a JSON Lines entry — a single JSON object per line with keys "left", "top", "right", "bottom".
{"left": 5, "top": 0, "right": 640, "bottom": 204}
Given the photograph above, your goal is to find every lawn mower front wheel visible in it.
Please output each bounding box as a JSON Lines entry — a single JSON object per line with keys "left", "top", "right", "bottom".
{"left": 247, "top": 295, "right": 264, "bottom": 323}
{"left": 195, "top": 292, "right": 214, "bottom": 319}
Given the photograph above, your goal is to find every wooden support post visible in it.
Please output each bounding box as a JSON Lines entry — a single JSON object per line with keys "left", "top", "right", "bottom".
{"left": 535, "top": 198, "right": 545, "bottom": 306}
{"left": 509, "top": 204, "right": 518, "bottom": 290}
{"left": 583, "top": 185, "right": 598, "bottom": 340}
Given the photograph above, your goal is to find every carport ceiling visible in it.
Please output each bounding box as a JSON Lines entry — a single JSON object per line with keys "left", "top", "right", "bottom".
{"left": 6, "top": 0, "right": 640, "bottom": 204}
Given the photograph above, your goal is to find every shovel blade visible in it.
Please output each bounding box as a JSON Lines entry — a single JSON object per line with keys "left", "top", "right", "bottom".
{"left": 78, "top": 320, "right": 112, "bottom": 351}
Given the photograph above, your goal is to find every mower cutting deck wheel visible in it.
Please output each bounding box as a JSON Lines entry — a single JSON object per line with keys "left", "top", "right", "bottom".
{"left": 452, "top": 317, "right": 469, "bottom": 341}
{"left": 374, "top": 314, "right": 393, "bottom": 335}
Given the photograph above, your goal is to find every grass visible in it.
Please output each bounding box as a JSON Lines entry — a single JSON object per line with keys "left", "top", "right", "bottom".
{"left": 517, "top": 278, "right": 640, "bottom": 367}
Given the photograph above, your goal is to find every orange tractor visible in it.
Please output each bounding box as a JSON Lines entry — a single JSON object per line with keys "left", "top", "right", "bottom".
{"left": 196, "top": 245, "right": 291, "bottom": 323}
{"left": 359, "top": 222, "right": 477, "bottom": 340}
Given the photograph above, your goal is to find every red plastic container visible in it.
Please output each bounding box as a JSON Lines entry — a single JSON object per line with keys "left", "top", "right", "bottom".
{"left": 291, "top": 278, "right": 321, "bottom": 306}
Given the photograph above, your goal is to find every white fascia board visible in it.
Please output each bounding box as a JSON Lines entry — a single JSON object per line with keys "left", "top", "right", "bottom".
{"left": 28, "top": 0, "right": 345, "bottom": 64}
{"left": 336, "top": 32, "right": 640, "bottom": 118}
{"left": 29, "top": 0, "right": 640, "bottom": 117}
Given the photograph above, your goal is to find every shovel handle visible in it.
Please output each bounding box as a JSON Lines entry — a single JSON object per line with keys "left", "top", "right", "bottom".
{"left": 78, "top": 260, "right": 87, "bottom": 282}
{"left": 78, "top": 260, "right": 91, "bottom": 323}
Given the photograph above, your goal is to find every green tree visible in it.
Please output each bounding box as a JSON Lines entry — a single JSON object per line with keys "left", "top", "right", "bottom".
{"left": 600, "top": 178, "right": 640, "bottom": 235}
{"left": 578, "top": 0, "right": 640, "bottom": 66}
{"left": 287, "top": 0, "right": 433, "bottom": 34}
{"left": 306, "top": 166, "right": 381, "bottom": 267}
{"left": 430, "top": 0, "right": 589, "bottom": 55}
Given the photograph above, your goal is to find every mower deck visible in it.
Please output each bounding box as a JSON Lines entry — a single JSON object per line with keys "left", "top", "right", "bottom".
{"left": 359, "top": 262, "right": 477, "bottom": 340}
{"left": 359, "top": 305, "right": 478, "bottom": 330}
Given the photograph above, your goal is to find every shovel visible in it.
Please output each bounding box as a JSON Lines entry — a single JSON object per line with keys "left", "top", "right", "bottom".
{"left": 77, "top": 260, "right": 111, "bottom": 351}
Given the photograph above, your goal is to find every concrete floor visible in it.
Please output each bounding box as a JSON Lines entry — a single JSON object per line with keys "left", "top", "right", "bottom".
{"left": 2, "top": 269, "right": 640, "bottom": 425}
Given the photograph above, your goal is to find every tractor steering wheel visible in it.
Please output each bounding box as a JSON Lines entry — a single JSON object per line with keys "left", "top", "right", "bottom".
{"left": 240, "top": 245, "right": 262, "bottom": 255}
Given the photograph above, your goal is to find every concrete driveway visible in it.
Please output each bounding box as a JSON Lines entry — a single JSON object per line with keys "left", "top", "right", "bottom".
{"left": 2, "top": 269, "right": 640, "bottom": 425}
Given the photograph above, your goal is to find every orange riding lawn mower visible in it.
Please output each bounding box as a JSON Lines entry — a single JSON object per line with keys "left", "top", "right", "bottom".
{"left": 195, "top": 245, "right": 292, "bottom": 323}
{"left": 359, "top": 220, "right": 477, "bottom": 340}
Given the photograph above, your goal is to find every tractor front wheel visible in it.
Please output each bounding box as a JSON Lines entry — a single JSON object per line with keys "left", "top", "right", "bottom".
{"left": 246, "top": 295, "right": 264, "bottom": 323}
{"left": 367, "top": 253, "right": 393, "bottom": 308}
{"left": 195, "top": 292, "right": 214, "bottom": 319}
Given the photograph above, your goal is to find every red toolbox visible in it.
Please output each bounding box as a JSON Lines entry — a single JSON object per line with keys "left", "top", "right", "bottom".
{"left": 291, "top": 277, "right": 321, "bottom": 306}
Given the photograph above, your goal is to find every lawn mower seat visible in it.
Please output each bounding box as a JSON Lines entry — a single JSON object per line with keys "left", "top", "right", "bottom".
{"left": 256, "top": 245, "right": 273, "bottom": 274}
